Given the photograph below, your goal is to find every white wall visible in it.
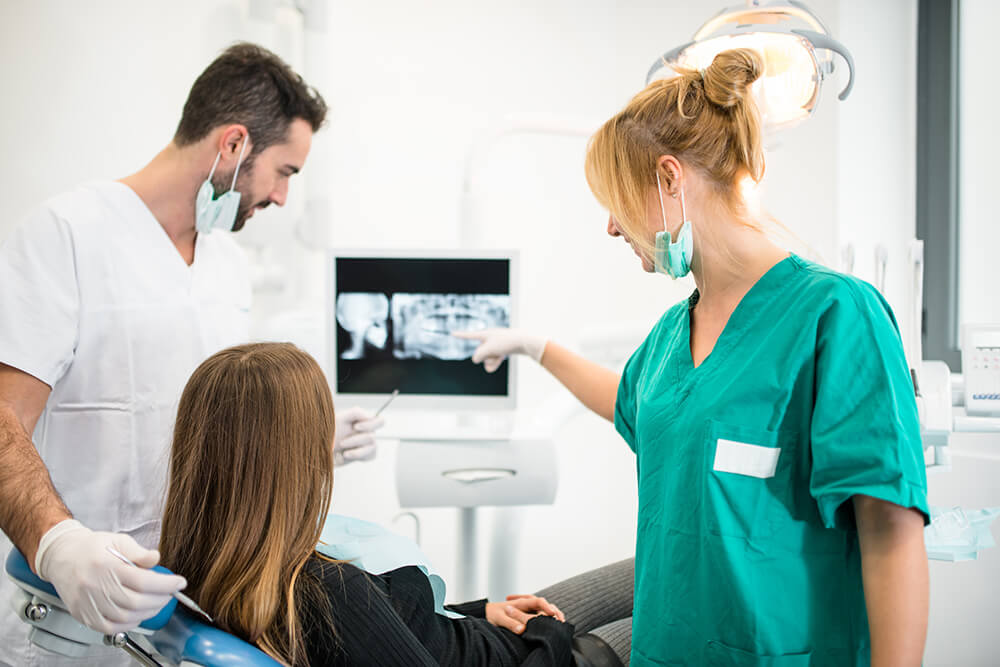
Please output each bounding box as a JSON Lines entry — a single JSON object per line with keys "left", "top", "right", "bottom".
{"left": 835, "top": 0, "right": 919, "bottom": 361}
{"left": 4, "top": 1, "right": 997, "bottom": 661}
{"left": 959, "top": 0, "right": 1000, "bottom": 327}
{"left": 0, "top": 2, "right": 249, "bottom": 224}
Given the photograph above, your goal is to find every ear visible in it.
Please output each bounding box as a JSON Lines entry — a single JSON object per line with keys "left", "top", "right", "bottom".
{"left": 656, "top": 155, "right": 684, "bottom": 195}
{"left": 217, "top": 124, "right": 252, "bottom": 158}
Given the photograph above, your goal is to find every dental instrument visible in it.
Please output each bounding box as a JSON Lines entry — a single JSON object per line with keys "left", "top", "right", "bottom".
{"left": 106, "top": 546, "right": 213, "bottom": 623}
{"left": 375, "top": 389, "right": 400, "bottom": 417}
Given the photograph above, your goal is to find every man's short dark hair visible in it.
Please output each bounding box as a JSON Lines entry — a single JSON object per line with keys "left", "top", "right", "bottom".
{"left": 174, "top": 42, "right": 327, "bottom": 154}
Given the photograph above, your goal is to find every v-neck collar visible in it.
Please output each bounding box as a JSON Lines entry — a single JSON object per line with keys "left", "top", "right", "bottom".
{"left": 112, "top": 181, "right": 201, "bottom": 272}
{"left": 679, "top": 254, "right": 798, "bottom": 375}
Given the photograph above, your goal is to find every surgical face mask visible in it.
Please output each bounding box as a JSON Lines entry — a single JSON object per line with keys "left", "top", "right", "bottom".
{"left": 653, "top": 171, "right": 693, "bottom": 279}
{"left": 195, "top": 136, "right": 250, "bottom": 235}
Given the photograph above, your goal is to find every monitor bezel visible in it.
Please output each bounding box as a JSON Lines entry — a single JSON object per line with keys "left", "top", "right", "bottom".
{"left": 327, "top": 248, "right": 519, "bottom": 412}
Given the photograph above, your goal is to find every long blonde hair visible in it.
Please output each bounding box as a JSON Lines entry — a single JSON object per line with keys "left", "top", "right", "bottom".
{"left": 159, "top": 343, "right": 336, "bottom": 666}
{"left": 585, "top": 48, "right": 765, "bottom": 257}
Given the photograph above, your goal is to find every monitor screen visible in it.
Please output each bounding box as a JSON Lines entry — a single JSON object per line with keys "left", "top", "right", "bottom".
{"left": 329, "top": 250, "right": 517, "bottom": 410}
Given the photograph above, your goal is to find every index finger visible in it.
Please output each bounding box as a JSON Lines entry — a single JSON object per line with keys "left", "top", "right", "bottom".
{"left": 115, "top": 563, "right": 187, "bottom": 596}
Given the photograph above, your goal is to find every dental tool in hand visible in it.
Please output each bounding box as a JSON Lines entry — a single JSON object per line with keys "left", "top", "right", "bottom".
{"left": 106, "top": 545, "right": 213, "bottom": 623}
{"left": 375, "top": 389, "right": 400, "bottom": 417}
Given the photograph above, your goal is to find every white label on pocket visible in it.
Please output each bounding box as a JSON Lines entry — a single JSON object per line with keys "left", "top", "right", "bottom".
{"left": 713, "top": 439, "right": 780, "bottom": 479}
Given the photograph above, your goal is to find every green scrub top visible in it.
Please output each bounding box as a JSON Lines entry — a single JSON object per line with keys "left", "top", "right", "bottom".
{"left": 615, "top": 255, "right": 929, "bottom": 667}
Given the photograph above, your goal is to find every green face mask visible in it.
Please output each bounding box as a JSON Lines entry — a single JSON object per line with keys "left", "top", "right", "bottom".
{"left": 653, "top": 170, "right": 693, "bottom": 279}
{"left": 195, "top": 135, "right": 250, "bottom": 234}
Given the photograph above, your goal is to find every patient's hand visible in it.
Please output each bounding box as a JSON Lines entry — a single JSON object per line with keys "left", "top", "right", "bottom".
{"left": 485, "top": 594, "right": 565, "bottom": 634}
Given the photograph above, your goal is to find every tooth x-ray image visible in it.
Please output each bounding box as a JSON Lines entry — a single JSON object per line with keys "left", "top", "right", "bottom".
{"left": 392, "top": 294, "right": 509, "bottom": 360}
{"left": 333, "top": 256, "right": 512, "bottom": 396}
{"left": 336, "top": 293, "right": 390, "bottom": 359}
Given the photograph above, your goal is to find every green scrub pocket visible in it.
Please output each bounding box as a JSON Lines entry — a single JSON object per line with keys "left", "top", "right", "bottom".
{"left": 705, "top": 420, "right": 791, "bottom": 540}
{"left": 705, "top": 640, "right": 812, "bottom": 666}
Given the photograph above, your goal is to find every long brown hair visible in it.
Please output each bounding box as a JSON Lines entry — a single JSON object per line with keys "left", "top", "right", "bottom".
{"left": 585, "top": 48, "right": 765, "bottom": 257}
{"left": 159, "top": 343, "right": 336, "bottom": 666}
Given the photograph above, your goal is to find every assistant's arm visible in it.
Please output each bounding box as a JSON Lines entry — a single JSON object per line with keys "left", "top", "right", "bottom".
{"left": 0, "top": 362, "right": 71, "bottom": 569}
{"left": 539, "top": 341, "right": 619, "bottom": 422}
{"left": 854, "top": 494, "right": 928, "bottom": 666}
{"left": 454, "top": 329, "right": 620, "bottom": 422}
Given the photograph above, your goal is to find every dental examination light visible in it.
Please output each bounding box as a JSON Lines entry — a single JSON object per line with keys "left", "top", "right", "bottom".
{"left": 646, "top": 0, "right": 855, "bottom": 133}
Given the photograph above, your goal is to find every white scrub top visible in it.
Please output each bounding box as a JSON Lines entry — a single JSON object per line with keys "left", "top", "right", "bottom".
{"left": 0, "top": 181, "right": 250, "bottom": 667}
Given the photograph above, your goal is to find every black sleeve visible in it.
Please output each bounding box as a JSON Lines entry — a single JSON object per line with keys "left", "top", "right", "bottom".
{"left": 519, "top": 615, "right": 577, "bottom": 667}
{"left": 309, "top": 563, "right": 441, "bottom": 666}
{"left": 443, "top": 598, "right": 487, "bottom": 618}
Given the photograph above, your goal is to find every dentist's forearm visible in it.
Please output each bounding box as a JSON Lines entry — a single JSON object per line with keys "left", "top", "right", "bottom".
{"left": 0, "top": 402, "right": 72, "bottom": 571}
{"left": 854, "top": 494, "right": 928, "bottom": 667}
{"left": 539, "top": 341, "right": 619, "bottom": 422}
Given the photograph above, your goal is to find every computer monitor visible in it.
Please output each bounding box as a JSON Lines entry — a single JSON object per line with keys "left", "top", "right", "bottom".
{"left": 328, "top": 249, "right": 518, "bottom": 411}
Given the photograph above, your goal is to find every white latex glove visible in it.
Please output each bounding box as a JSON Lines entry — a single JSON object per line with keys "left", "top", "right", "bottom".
{"left": 452, "top": 328, "right": 547, "bottom": 373}
{"left": 35, "top": 519, "right": 186, "bottom": 635}
{"left": 334, "top": 406, "right": 385, "bottom": 466}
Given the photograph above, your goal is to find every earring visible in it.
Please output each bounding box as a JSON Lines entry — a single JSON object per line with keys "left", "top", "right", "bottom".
{"left": 671, "top": 193, "right": 678, "bottom": 199}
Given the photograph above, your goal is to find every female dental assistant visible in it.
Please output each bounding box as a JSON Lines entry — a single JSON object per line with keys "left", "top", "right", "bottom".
{"left": 458, "top": 48, "right": 929, "bottom": 666}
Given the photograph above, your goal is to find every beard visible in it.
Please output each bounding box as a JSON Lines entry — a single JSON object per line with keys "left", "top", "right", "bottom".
{"left": 210, "top": 155, "right": 270, "bottom": 232}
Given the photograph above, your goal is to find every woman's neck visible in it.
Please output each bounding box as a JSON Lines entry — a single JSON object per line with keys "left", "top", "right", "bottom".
{"left": 689, "top": 215, "right": 788, "bottom": 315}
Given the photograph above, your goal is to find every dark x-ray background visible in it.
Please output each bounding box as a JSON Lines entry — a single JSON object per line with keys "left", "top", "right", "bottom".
{"left": 334, "top": 257, "right": 511, "bottom": 396}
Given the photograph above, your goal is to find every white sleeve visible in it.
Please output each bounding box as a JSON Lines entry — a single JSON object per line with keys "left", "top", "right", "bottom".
{"left": 0, "top": 207, "right": 79, "bottom": 387}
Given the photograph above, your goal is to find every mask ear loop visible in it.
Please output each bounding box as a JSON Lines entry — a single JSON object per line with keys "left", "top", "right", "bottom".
{"left": 679, "top": 186, "right": 687, "bottom": 224}
{"left": 206, "top": 152, "right": 222, "bottom": 181}
{"left": 228, "top": 135, "right": 250, "bottom": 192}
{"left": 655, "top": 170, "right": 669, "bottom": 233}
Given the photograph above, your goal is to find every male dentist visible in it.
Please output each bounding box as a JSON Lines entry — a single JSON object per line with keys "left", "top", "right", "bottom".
{"left": 0, "top": 42, "right": 381, "bottom": 666}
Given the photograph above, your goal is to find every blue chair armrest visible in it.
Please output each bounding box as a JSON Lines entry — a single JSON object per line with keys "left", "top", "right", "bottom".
{"left": 5, "top": 548, "right": 177, "bottom": 631}
{"left": 149, "top": 613, "right": 283, "bottom": 666}
{"left": 5, "top": 548, "right": 57, "bottom": 597}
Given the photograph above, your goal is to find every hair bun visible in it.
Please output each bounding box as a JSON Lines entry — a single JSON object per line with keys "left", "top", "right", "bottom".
{"left": 701, "top": 48, "right": 763, "bottom": 109}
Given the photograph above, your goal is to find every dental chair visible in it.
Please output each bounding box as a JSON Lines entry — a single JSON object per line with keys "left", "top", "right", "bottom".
{"left": 7, "top": 515, "right": 446, "bottom": 665}
{"left": 5, "top": 549, "right": 280, "bottom": 666}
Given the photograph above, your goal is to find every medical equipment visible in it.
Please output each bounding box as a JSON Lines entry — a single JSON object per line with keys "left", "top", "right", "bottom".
{"left": 645, "top": 0, "right": 854, "bottom": 134}
{"left": 395, "top": 437, "right": 558, "bottom": 601}
{"left": 105, "top": 546, "right": 212, "bottom": 624}
{"left": 874, "top": 243, "right": 888, "bottom": 294}
{"left": 459, "top": 113, "right": 598, "bottom": 248}
{"left": 840, "top": 242, "right": 855, "bottom": 275}
{"left": 961, "top": 324, "right": 1000, "bottom": 416}
{"left": 5, "top": 548, "right": 279, "bottom": 666}
{"left": 328, "top": 249, "right": 519, "bottom": 413}
{"left": 374, "top": 388, "right": 400, "bottom": 417}
{"left": 918, "top": 360, "right": 953, "bottom": 471}
{"left": 329, "top": 250, "right": 554, "bottom": 600}
{"left": 925, "top": 506, "right": 1000, "bottom": 562}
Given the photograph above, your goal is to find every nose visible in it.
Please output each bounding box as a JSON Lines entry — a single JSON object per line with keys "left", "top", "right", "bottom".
{"left": 607, "top": 215, "right": 621, "bottom": 237}
{"left": 270, "top": 180, "right": 289, "bottom": 207}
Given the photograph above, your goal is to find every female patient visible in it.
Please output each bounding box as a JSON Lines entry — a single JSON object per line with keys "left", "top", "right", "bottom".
{"left": 158, "top": 343, "right": 629, "bottom": 667}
